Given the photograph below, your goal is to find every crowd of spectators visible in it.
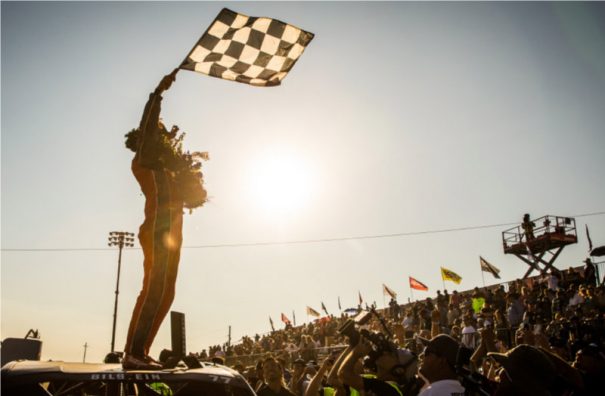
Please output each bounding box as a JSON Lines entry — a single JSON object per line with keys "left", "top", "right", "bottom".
{"left": 191, "top": 260, "right": 604, "bottom": 395}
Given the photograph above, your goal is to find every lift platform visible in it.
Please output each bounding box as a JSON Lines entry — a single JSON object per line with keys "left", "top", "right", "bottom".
{"left": 502, "top": 215, "right": 577, "bottom": 278}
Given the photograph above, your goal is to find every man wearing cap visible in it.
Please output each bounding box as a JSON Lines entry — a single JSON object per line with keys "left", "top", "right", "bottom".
{"left": 487, "top": 344, "right": 556, "bottom": 396}
{"left": 417, "top": 334, "right": 465, "bottom": 396}
{"left": 339, "top": 335, "right": 421, "bottom": 396}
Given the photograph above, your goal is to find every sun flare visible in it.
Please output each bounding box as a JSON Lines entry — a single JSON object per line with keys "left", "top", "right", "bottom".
{"left": 245, "top": 149, "right": 316, "bottom": 215}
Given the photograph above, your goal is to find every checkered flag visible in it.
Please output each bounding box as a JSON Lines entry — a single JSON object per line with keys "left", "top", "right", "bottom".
{"left": 181, "top": 8, "right": 314, "bottom": 87}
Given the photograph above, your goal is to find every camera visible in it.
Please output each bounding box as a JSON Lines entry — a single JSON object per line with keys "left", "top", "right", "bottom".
{"left": 338, "top": 310, "right": 372, "bottom": 347}
{"left": 337, "top": 310, "right": 397, "bottom": 372}
{"left": 455, "top": 346, "right": 494, "bottom": 396}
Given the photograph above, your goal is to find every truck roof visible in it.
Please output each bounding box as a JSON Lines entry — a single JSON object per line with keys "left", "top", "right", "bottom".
{"left": 2, "top": 359, "right": 255, "bottom": 396}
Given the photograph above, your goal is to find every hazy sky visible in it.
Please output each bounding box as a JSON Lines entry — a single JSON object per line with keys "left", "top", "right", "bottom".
{"left": 2, "top": 1, "right": 605, "bottom": 364}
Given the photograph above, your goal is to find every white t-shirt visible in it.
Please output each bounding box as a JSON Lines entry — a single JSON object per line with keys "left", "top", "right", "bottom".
{"left": 417, "top": 379, "right": 465, "bottom": 396}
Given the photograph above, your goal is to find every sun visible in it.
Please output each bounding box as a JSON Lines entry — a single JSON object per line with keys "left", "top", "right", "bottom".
{"left": 244, "top": 148, "right": 316, "bottom": 215}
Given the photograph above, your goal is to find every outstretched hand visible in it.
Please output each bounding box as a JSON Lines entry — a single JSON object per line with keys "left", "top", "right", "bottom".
{"left": 156, "top": 68, "right": 179, "bottom": 93}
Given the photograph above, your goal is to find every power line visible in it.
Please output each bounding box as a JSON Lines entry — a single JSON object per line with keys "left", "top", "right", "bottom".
{"left": 2, "top": 210, "right": 604, "bottom": 252}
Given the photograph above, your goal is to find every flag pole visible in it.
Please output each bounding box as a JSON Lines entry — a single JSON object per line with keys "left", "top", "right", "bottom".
{"left": 481, "top": 267, "right": 486, "bottom": 288}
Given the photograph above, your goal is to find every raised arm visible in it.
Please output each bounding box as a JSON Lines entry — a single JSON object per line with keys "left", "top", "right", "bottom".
{"left": 338, "top": 339, "right": 371, "bottom": 392}
{"left": 136, "top": 69, "right": 179, "bottom": 166}
{"left": 304, "top": 358, "right": 331, "bottom": 396}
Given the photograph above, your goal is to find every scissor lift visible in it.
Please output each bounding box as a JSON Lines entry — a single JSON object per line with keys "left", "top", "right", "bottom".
{"left": 502, "top": 215, "right": 577, "bottom": 278}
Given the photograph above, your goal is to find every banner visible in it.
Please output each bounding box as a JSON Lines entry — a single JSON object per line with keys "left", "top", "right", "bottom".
{"left": 479, "top": 256, "right": 501, "bottom": 279}
{"left": 409, "top": 276, "right": 428, "bottom": 291}
{"left": 306, "top": 306, "right": 320, "bottom": 317}
{"left": 280, "top": 313, "right": 291, "bottom": 325}
{"left": 441, "top": 267, "right": 462, "bottom": 284}
{"left": 382, "top": 283, "right": 397, "bottom": 299}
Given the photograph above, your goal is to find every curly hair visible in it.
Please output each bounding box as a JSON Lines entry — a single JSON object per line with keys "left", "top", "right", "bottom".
{"left": 125, "top": 127, "right": 208, "bottom": 210}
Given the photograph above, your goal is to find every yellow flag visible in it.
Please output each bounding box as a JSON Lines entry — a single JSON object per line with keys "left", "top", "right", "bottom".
{"left": 441, "top": 267, "right": 462, "bottom": 284}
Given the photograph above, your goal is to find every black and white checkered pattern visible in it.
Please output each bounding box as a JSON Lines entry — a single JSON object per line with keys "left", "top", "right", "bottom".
{"left": 181, "top": 8, "right": 314, "bottom": 87}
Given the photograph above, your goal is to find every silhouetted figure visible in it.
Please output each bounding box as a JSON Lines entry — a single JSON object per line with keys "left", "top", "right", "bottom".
{"left": 122, "top": 70, "right": 207, "bottom": 370}
{"left": 522, "top": 213, "right": 535, "bottom": 242}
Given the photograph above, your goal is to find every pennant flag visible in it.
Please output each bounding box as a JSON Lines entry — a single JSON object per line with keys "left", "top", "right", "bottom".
{"left": 306, "top": 306, "right": 320, "bottom": 317}
{"left": 586, "top": 225, "right": 593, "bottom": 251}
{"left": 269, "top": 316, "right": 275, "bottom": 331}
{"left": 382, "top": 284, "right": 397, "bottom": 299}
{"left": 441, "top": 267, "right": 462, "bottom": 284}
{"left": 281, "top": 313, "right": 291, "bottom": 325}
{"left": 338, "top": 296, "right": 342, "bottom": 311}
{"left": 321, "top": 302, "right": 329, "bottom": 316}
{"left": 409, "top": 276, "right": 429, "bottom": 291}
{"left": 181, "top": 8, "right": 314, "bottom": 87}
{"left": 479, "top": 256, "right": 501, "bottom": 279}
{"left": 358, "top": 291, "right": 363, "bottom": 305}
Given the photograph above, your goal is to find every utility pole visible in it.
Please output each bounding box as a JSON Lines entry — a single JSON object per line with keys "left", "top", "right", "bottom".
{"left": 83, "top": 342, "right": 88, "bottom": 363}
{"left": 108, "top": 231, "right": 135, "bottom": 353}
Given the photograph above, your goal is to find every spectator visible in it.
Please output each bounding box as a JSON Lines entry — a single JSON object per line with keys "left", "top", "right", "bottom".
{"left": 257, "top": 356, "right": 297, "bottom": 396}
{"left": 582, "top": 258, "right": 596, "bottom": 287}
{"left": 547, "top": 270, "right": 560, "bottom": 291}
{"left": 339, "top": 337, "right": 421, "bottom": 396}
{"left": 446, "top": 303, "right": 459, "bottom": 327}
{"left": 299, "top": 335, "right": 317, "bottom": 363}
{"left": 488, "top": 344, "right": 556, "bottom": 396}
{"left": 417, "top": 334, "right": 465, "bottom": 396}
{"left": 449, "top": 290, "right": 461, "bottom": 307}
{"left": 521, "top": 213, "right": 535, "bottom": 241}
{"left": 506, "top": 293, "right": 524, "bottom": 328}
{"left": 568, "top": 284, "right": 585, "bottom": 308}
{"left": 572, "top": 343, "right": 605, "bottom": 396}
{"left": 288, "top": 358, "right": 306, "bottom": 396}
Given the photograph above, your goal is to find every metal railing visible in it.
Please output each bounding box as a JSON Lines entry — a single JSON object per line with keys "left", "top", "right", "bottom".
{"left": 502, "top": 215, "right": 576, "bottom": 248}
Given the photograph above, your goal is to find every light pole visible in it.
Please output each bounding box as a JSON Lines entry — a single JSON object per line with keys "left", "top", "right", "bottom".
{"left": 108, "top": 231, "right": 135, "bottom": 353}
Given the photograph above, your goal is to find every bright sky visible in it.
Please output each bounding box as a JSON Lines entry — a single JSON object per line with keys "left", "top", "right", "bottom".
{"left": 2, "top": 1, "right": 605, "bottom": 364}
